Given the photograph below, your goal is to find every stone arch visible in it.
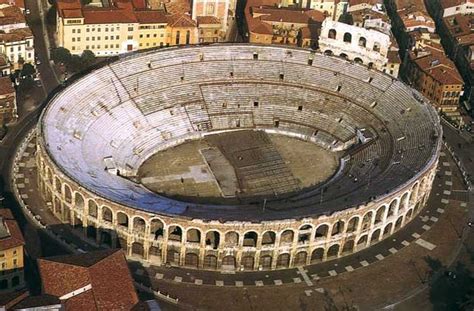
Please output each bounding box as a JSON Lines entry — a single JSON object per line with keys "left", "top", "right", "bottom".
{"left": 117, "top": 212, "right": 129, "bottom": 229}
{"left": 222, "top": 255, "right": 236, "bottom": 269}
{"left": 343, "top": 32, "right": 352, "bottom": 43}
{"left": 362, "top": 211, "right": 373, "bottom": 230}
{"left": 342, "top": 239, "right": 355, "bottom": 254}
{"left": 262, "top": 231, "right": 276, "bottom": 246}
{"left": 88, "top": 200, "right": 98, "bottom": 218}
{"left": 186, "top": 228, "right": 201, "bottom": 243}
{"left": 54, "top": 196, "right": 61, "bottom": 215}
{"left": 328, "top": 28, "right": 337, "bottom": 39}
{"left": 315, "top": 224, "right": 329, "bottom": 239}
{"left": 131, "top": 242, "right": 144, "bottom": 258}
{"left": 331, "top": 220, "right": 345, "bottom": 236}
{"left": 203, "top": 254, "right": 218, "bottom": 269}
{"left": 324, "top": 50, "right": 333, "bottom": 56}
{"left": 101, "top": 206, "right": 113, "bottom": 223}
{"left": 395, "top": 216, "right": 403, "bottom": 230}
{"left": 354, "top": 57, "right": 363, "bottom": 64}
{"left": 410, "top": 183, "right": 419, "bottom": 205}
{"left": 401, "top": 192, "right": 410, "bottom": 211}
{"left": 420, "top": 177, "right": 427, "bottom": 192}
{"left": 74, "top": 192, "right": 84, "bottom": 210}
{"left": 224, "top": 231, "right": 239, "bottom": 246}
{"left": 311, "top": 248, "right": 324, "bottom": 263}
{"left": 405, "top": 208, "right": 413, "bottom": 220}
{"left": 184, "top": 253, "right": 199, "bottom": 268}
{"left": 150, "top": 218, "right": 164, "bottom": 240}
{"left": 166, "top": 249, "right": 180, "bottom": 264}
{"left": 149, "top": 245, "right": 161, "bottom": 259}
{"left": 298, "top": 224, "right": 312, "bottom": 243}
{"left": 168, "top": 225, "right": 183, "bottom": 242}
{"left": 294, "top": 251, "right": 307, "bottom": 266}
{"left": 241, "top": 255, "right": 255, "bottom": 270}
{"left": 339, "top": 53, "right": 348, "bottom": 59}
{"left": 259, "top": 255, "right": 272, "bottom": 269}
{"left": 383, "top": 222, "right": 393, "bottom": 237}
{"left": 375, "top": 205, "right": 386, "bottom": 224}
{"left": 54, "top": 177, "right": 61, "bottom": 194}
{"left": 280, "top": 229, "right": 294, "bottom": 246}
{"left": 358, "top": 36, "right": 367, "bottom": 47}
{"left": 346, "top": 216, "right": 359, "bottom": 233}
{"left": 243, "top": 231, "right": 258, "bottom": 247}
{"left": 414, "top": 201, "right": 421, "bottom": 214}
{"left": 64, "top": 184, "right": 72, "bottom": 204}
{"left": 370, "top": 229, "right": 381, "bottom": 244}
{"left": 357, "top": 234, "right": 368, "bottom": 247}
{"left": 205, "top": 231, "right": 220, "bottom": 249}
{"left": 276, "top": 253, "right": 290, "bottom": 269}
{"left": 132, "top": 216, "right": 146, "bottom": 234}
{"left": 388, "top": 199, "right": 398, "bottom": 216}
{"left": 326, "top": 244, "right": 340, "bottom": 259}
{"left": 47, "top": 168, "right": 53, "bottom": 185}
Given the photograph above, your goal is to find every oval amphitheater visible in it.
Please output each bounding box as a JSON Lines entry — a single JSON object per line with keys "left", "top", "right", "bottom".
{"left": 36, "top": 44, "right": 442, "bottom": 271}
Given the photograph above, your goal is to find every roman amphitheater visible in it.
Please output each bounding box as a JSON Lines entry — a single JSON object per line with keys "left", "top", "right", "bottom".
{"left": 35, "top": 44, "right": 442, "bottom": 271}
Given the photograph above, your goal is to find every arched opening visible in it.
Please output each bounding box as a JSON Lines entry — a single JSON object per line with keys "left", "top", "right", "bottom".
{"left": 315, "top": 224, "right": 329, "bottom": 239}
{"left": 118, "top": 238, "right": 127, "bottom": 250}
{"left": 373, "top": 42, "right": 381, "bottom": 52}
{"left": 395, "top": 216, "right": 403, "bottom": 230}
{"left": 294, "top": 251, "right": 307, "bottom": 266}
{"left": 74, "top": 193, "right": 84, "bottom": 210}
{"left": 166, "top": 249, "right": 180, "bottom": 264}
{"left": 168, "top": 226, "right": 183, "bottom": 242}
{"left": 331, "top": 220, "right": 345, "bottom": 236}
{"left": 86, "top": 225, "right": 96, "bottom": 239}
{"left": 102, "top": 206, "right": 113, "bottom": 223}
{"left": 414, "top": 202, "right": 421, "bottom": 214}
{"left": 224, "top": 231, "right": 239, "bottom": 247}
{"left": 276, "top": 253, "right": 290, "bottom": 269}
{"left": 47, "top": 168, "right": 53, "bottom": 185}
{"left": 354, "top": 57, "right": 363, "bottom": 64}
{"left": 53, "top": 196, "right": 61, "bottom": 215}
{"left": 259, "top": 255, "right": 272, "bottom": 269}
{"left": 326, "top": 244, "right": 340, "bottom": 259}
{"left": 383, "top": 223, "right": 393, "bottom": 237}
{"left": 100, "top": 231, "right": 112, "bottom": 246}
{"left": 375, "top": 206, "right": 386, "bottom": 224}
{"left": 343, "top": 32, "right": 352, "bottom": 43}
{"left": 358, "top": 36, "right": 367, "bottom": 47}
{"left": 132, "top": 217, "right": 146, "bottom": 235}
{"left": 346, "top": 217, "right": 359, "bottom": 233}
{"left": 55, "top": 177, "right": 61, "bottom": 194}
{"left": 362, "top": 211, "right": 373, "bottom": 230}
{"left": 131, "top": 242, "right": 144, "bottom": 258}
{"left": 64, "top": 185, "right": 72, "bottom": 204}
{"left": 311, "top": 248, "right": 324, "bottom": 263}
{"left": 342, "top": 240, "right": 355, "bottom": 254}
{"left": 280, "top": 230, "right": 294, "bottom": 246}
{"left": 261, "top": 231, "right": 276, "bottom": 246}
{"left": 370, "top": 229, "right": 381, "bottom": 244}
{"left": 405, "top": 209, "right": 413, "bottom": 220}
{"left": 388, "top": 199, "right": 398, "bottom": 217}
{"left": 243, "top": 231, "right": 258, "bottom": 247}
{"left": 401, "top": 192, "right": 409, "bottom": 210}
{"left": 205, "top": 231, "right": 220, "bottom": 249}
{"left": 298, "top": 224, "right": 312, "bottom": 244}
{"left": 241, "top": 255, "right": 255, "bottom": 270}
{"left": 203, "top": 255, "right": 218, "bottom": 269}
{"left": 368, "top": 62, "right": 374, "bottom": 69}
{"left": 186, "top": 228, "right": 201, "bottom": 243}
{"left": 339, "top": 53, "right": 348, "bottom": 60}
{"left": 149, "top": 246, "right": 161, "bottom": 258}
{"left": 88, "top": 200, "right": 98, "bottom": 218}
{"left": 150, "top": 219, "right": 164, "bottom": 240}
{"left": 357, "top": 235, "right": 368, "bottom": 248}
{"left": 184, "top": 253, "right": 199, "bottom": 268}
{"left": 328, "top": 29, "right": 337, "bottom": 39}
{"left": 222, "top": 255, "right": 236, "bottom": 269}
{"left": 324, "top": 50, "right": 333, "bottom": 56}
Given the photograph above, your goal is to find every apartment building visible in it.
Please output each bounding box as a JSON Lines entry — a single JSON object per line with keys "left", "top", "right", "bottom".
{"left": 0, "top": 76, "right": 16, "bottom": 126}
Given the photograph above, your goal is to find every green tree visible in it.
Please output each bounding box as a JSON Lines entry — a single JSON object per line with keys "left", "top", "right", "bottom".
{"left": 51, "top": 47, "right": 71, "bottom": 64}
{"left": 18, "top": 76, "right": 34, "bottom": 92}
{"left": 20, "top": 63, "right": 35, "bottom": 78}
{"left": 81, "top": 50, "right": 96, "bottom": 68}
{"left": 66, "top": 54, "right": 83, "bottom": 73}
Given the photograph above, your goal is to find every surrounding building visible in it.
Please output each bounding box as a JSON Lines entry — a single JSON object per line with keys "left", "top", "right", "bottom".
{"left": 406, "top": 43, "right": 464, "bottom": 118}
{"left": 0, "top": 5, "right": 34, "bottom": 69}
{"left": 319, "top": 18, "right": 400, "bottom": 76}
{"left": 245, "top": 3, "right": 324, "bottom": 48}
{"left": 431, "top": 0, "right": 474, "bottom": 18}
{"left": 0, "top": 209, "right": 25, "bottom": 293}
{"left": 283, "top": 0, "right": 348, "bottom": 21}
{"left": 191, "top": 0, "right": 236, "bottom": 35}
{"left": 0, "top": 76, "right": 16, "bottom": 126}
{"left": 37, "top": 249, "right": 140, "bottom": 310}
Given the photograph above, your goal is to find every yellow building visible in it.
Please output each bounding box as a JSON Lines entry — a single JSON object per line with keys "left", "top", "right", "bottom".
{"left": 0, "top": 209, "right": 25, "bottom": 293}
{"left": 56, "top": 0, "right": 199, "bottom": 56}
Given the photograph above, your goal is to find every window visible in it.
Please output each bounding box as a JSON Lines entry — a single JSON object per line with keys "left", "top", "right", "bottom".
{"left": 343, "top": 32, "right": 352, "bottom": 43}
{"left": 128, "top": 26, "right": 133, "bottom": 31}
{"left": 254, "top": 101, "right": 259, "bottom": 107}
{"left": 328, "top": 29, "right": 337, "bottom": 39}
{"left": 176, "top": 31, "right": 180, "bottom": 45}
{"left": 206, "top": 3, "right": 215, "bottom": 14}
{"left": 298, "top": 105, "right": 303, "bottom": 111}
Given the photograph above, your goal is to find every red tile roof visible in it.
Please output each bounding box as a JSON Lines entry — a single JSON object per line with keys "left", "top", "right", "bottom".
{"left": 440, "top": 0, "right": 472, "bottom": 9}
{"left": 38, "top": 249, "right": 139, "bottom": 311}
{"left": 197, "top": 15, "right": 221, "bottom": 25}
{"left": 0, "top": 5, "right": 25, "bottom": 26}
{"left": 0, "top": 209, "right": 24, "bottom": 251}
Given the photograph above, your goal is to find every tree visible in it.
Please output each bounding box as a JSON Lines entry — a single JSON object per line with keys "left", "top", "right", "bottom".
{"left": 66, "top": 55, "right": 83, "bottom": 73}
{"left": 20, "top": 63, "right": 35, "bottom": 78}
{"left": 51, "top": 47, "right": 71, "bottom": 64}
{"left": 81, "top": 50, "right": 96, "bottom": 68}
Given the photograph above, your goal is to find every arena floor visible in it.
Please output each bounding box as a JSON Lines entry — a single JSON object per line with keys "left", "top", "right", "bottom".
{"left": 138, "top": 130, "right": 339, "bottom": 204}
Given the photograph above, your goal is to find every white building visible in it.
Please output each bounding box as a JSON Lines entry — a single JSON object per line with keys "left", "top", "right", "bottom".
{"left": 318, "top": 18, "right": 393, "bottom": 73}
{"left": 0, "top": 28, "right": 34, "bottom": 69}
{"left": 441, "top": 0, "right": 474, "bottom": 17}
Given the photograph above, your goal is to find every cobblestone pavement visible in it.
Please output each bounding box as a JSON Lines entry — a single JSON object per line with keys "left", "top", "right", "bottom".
{"left": 11, "top": 132, "right": 471, "bottom": 310}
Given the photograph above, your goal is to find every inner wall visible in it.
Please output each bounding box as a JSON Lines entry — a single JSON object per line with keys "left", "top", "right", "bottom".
{"left": 137, "top": 130, "right": 339, "bottom": 204}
